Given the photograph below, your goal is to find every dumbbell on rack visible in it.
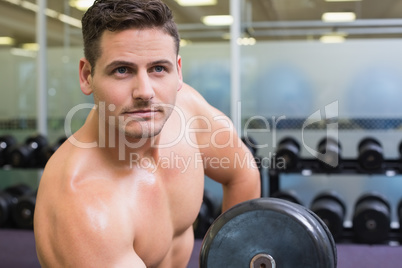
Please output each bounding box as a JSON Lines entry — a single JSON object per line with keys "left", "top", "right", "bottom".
{"left": 394, "top": 198, "right": 402, "bottom": 243}
{"left": 317, "top": 137, "right": 342, "bottom": 170}
{"left": 275, "top": 137, "right": 300, "bottom": 171}
{"left": 310, "top": 191, "right": 346, "bottom": 241}
{"left": 0, "top": 183, "right": 32, "bottom": 228}
{"left": 12, "top": 190, "right": 37, "bottom": 229}
{"left": 38, "top": 136, "right": 67, "bottom": 167}
{"left": 352, "top": 192, "right": 390, "bottom": 244}
{"left": 357, "top": 138, "right": 384, "bottom": 171}
{"left": 0, "top": 135, "right": 17, "bottom": 167}
{"left": 9, "top": 134, "right": 48, "bottom": 168}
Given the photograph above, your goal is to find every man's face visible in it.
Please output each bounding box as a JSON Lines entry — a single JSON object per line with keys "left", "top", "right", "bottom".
{"left": 89, "top": 28, "right": 183, "bottom": 140}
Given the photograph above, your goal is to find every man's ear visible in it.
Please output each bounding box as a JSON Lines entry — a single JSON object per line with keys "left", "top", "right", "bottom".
{"left": 79, "top": 58, "right": 93, "bottom": 95}
{"left": 176, "top": 55, "right": 183, "bottom": 92}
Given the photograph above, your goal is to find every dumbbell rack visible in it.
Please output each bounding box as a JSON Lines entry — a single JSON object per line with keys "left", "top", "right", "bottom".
{"left": 268, "top": 157, "right": 402, "bottom": 244}
{"left": 268, "top": 158, "right": 402, "bottom": 196}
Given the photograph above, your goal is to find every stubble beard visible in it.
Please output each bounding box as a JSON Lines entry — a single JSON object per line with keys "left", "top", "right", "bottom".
{"left": 118, "top": 102, "right": 173, "bottom": 140}
{"left": 93, "top": 91, "right": 174, "bottom": 142}
{"left": 119, "top": 116, "right": 166, "bottom": 140}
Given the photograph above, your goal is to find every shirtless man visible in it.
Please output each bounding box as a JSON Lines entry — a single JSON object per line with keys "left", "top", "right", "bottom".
{"left": 34, "top": 0, "right": 260, "bottom": 267}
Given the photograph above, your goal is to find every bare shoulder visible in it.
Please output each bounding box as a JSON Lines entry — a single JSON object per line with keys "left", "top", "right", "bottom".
{"left": 35, "top": 140, "right": 145, "bottom": 267}
{"left": 176, "top": 83, "right": 223, "bottom": 118}
{"left": 176, "top": 83, "right": 202, "bottom": 105}
{"left": 176, "top": 83, "right": 235, "bottom": 140}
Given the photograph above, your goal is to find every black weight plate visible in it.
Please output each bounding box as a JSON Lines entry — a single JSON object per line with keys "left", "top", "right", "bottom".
{"left": 311, "top": 199, "right": 344, "bottom": 240}
{"left": 317, "top": 137, "right": 342, "bottom": 169}
{"left": 12, "top": 196, "right": 36, "bottom": 229}
{"left": 0, "top": 192, "right": 14, "bottom": 226}
{"left": 276, "top": 138, "right": 300, "bottom": 170}
{"left": 200, "top": 198, "right": 337, "bottom": 268}
{"left": 353, "top": 197, "right": 390, "bottom": 244}
{"left": 311, "top": 192, "right": 346, "bottom": 240}
{"left": 25, "top": 135, "right": 48, "bottom": 148}
{"left": 357, "top": 138, "right": 383, "bottom": 170}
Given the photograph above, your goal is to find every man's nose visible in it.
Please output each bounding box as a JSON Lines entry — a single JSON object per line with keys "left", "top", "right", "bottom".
{"left": 132, "top": 71, "right": 155, "bottom": 101}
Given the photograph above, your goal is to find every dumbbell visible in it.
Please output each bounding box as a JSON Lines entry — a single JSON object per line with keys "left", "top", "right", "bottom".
{"left": 200, "top": 198, "right": 337, "bottom": 267}
{"left": 193, "top": 190, "right": 221, "bottom": 239}
{"left": 38, "top": 136, "right": 67, "bottom": 167}
{"left": 396, "top": 199, "right": 402, "bottom": 240}
{"left": 275, "top": 137, "right": 300, "bottom": 171}
{"left": 352, "top": 193, "right": 390, "bottom": 244}
{"left": 398, "top": 141, "right": 402, "bottom": 163}
{"left": 12, "top": 190, "right": 37, "bottom": 229}
{"left": 0, "top": 135, "right": 17, "bottom": 167}
{"left": 271, "top": 190, "right": 302, "bottom": 205}
{"left": 241, "top": 135, "right": 258, "bottom": 156}
{"left": 317, "top": 137, "right": 341, "bottom": 170}
{"left": 0, "top": 183, "right": 32, "bottom": 228}
{"left": 357, "top": 138, "right": 383, "bottom": 171}
{"left": 9, "top": 134, "right": 48, "bottom": 168}
{"left": 310, "top": 191, "right": 346, "bottom": 241}
{"left": 0, "top": 191, "right": 15, "bottom": 227}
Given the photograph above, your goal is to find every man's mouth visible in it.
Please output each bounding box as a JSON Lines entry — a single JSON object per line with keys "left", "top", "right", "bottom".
{"left": 124, "top": 109, "right": 161, "bottom": 119}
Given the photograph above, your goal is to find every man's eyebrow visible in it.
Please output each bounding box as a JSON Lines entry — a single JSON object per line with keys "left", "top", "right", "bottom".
{"left": 105, "top": 60, "right": 137, "bottom": 71}
{"left": 147, "top": 60, "right": 174, "bottom": 67}
{"left": 105, "top": 60, "right": 175, "bottom": 71}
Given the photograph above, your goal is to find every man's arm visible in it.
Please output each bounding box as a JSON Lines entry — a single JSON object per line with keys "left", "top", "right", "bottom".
{"left": 35, "top": 179, "right": 146, "bottom": 268}
{"left": 183, "top": 85, "right": 261, "bottom": 212}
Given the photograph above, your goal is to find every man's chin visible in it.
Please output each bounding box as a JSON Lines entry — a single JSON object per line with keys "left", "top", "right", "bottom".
{"left": 121, "top": 125, "right": 163, "bottom": 140}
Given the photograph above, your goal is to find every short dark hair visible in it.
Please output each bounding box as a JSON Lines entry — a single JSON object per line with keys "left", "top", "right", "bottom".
{"left": 81, "top": 0, "right": 180, "bottom": 72}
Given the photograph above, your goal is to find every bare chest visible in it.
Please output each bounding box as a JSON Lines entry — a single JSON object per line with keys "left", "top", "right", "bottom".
{"left": 133, "top": 147, "right": 205, "bottom": 266}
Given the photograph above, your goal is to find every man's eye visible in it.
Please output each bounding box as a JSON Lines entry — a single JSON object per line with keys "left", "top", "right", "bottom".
{"left": 116, "top": 67, "right": 127, "bottom": 74}
{"left": 154, "top": 66, "right": 165, "bottom": 73}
